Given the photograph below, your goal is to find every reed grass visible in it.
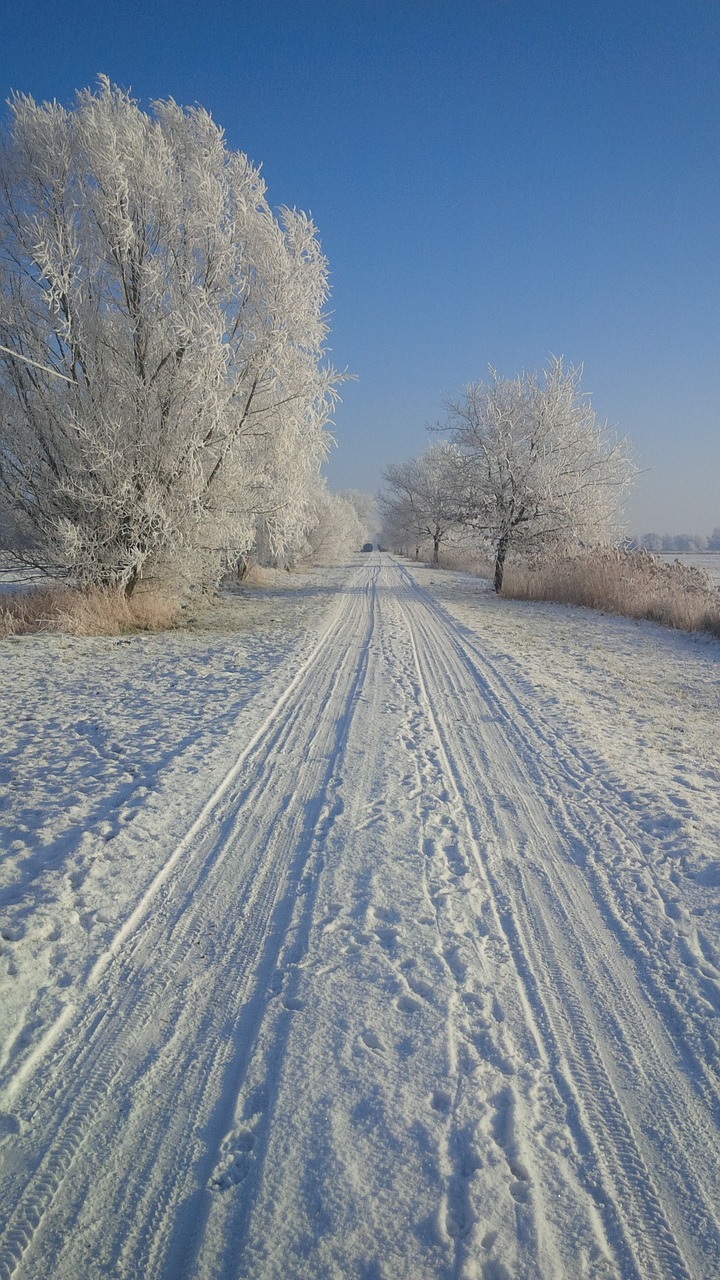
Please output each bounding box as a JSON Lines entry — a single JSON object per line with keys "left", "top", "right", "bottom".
{"left": 503, "top": 548, "right": 720, "bottom": 637}
{"left": 0, "top": 583, "right": 181, "bottom": 637}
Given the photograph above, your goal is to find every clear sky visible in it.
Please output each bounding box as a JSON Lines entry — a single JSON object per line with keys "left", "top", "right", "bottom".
{"left": 3, "top": 0, "right": 718, "bottom": 535}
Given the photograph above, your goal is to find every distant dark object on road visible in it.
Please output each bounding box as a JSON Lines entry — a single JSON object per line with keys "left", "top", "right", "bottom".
{"left": 361, "top": 542, "right": 374, "bottom": 552}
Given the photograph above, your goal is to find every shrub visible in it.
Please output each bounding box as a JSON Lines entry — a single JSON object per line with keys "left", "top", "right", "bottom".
{"left": 0, "top": 584, "right": 180, "bottom": 637}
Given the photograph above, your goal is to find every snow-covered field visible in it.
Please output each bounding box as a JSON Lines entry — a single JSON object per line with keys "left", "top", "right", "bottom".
{"left": 1, "top": 554, "right": 718, "bottom": 1279}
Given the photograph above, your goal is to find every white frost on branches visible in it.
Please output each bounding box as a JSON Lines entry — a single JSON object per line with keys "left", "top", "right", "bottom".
{"left": 0, "top": 78, "right": 341, "bottom": 590}
{"left": 289, "top": 483, "right": 374, "bottom": 565}
{"left": 379, "top": 443, "right": 465, "bottom": 563}
{"left": 442, "top": 358, "right": 636, "bottom": 591}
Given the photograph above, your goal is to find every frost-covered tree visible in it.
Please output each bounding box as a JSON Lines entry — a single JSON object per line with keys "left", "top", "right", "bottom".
{"left": 339, "top": 489, "right": 376, "bottom": 545}
{"left": 442, "top": 358, "right": 635, "bottom": 591}
{"left": 0, "top": 78, "right": 339, "bottom": 591}
{"left": 297, "top": 482, "right": 368, "bottom": 564}
{"left": 379, "top": 443, "right": 464, "bottom": 563}
{"left": 247, "top": 483, "right": 373, "bottom": 569}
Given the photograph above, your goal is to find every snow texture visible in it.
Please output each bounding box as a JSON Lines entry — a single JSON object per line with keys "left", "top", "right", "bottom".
{"left": 1, "top": 555, "right": 718, "bottom": 1279}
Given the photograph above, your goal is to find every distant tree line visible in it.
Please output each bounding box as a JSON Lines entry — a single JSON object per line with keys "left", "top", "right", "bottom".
{"left": 379, "top": 359, "right": 636, "bottom": 592}
{"left": 634, "top": 531, "right": 720, "bottom": 553}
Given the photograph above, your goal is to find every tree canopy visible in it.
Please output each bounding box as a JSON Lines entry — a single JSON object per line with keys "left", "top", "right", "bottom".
{"left": 379, "top": 443, "right": 464, "bottom": 563}
{"left": 0, "top": 78, "right": 341, "bottom": 590}
{"left": 379, "top": 359, "right": 635, "bottom": 592}
{"left": 441, "top": 359, "right": 635, "bottom": 590}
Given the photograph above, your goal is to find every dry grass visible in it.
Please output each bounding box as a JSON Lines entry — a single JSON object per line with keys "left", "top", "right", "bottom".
{"left": 0, "top": 583, "right": 181, "bottom": 637}
{"left": 434, "top": 546, "right": 496, "bottom": 578}
{"left": 235, "top": 563, "right": 292, "bottom": 587}
{"left": 503, "top": 548, "right": 720, "bottom": 637}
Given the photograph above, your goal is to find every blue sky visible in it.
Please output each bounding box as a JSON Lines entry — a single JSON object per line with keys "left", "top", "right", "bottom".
{"left": 4, "top": 0, "right": 718, "bottom": 534}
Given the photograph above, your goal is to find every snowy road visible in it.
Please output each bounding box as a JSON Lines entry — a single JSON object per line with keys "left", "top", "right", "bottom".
{"left": 1, "top": 556, "right": 719, "bottom": 1279}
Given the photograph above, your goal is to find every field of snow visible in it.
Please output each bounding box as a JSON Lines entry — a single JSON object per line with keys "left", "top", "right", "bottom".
{"left": 1, "top": 554, "right": 719, "bottom": 1279}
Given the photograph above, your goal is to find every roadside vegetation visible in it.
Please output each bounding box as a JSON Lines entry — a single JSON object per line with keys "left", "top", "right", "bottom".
{"left": 0, "top": 80, "right": 376, "bottom": 636}
{"left": 0, "top": 80, "right": 369, "bottom": 612}
{"left": 415, "top": 542, "right": 720, "bottom": 638}
{"left": 503, "top": 548, "right": 720, "bottom": 637}
{"left": 0, "top": 483, "right": 374, "bottom": 637}
{"left": 379, "top": 359, "right": 635, "bottom": 592}
{"left": 379, "top": 359, "right": 720, "bottom": 638}
{"left": 0, "top": 583, "right": 182, "bottom": 637}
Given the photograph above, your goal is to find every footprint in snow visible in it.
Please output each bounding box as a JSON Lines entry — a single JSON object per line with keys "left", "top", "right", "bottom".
{"left": 509, "top": 1179, "right": 530, "bottom": 1204}
{"left": 371, "top": 904, "right": 401, "bottom": 925}
{"left": 0, "top": 926, "right": 23, "bottom": 943}
{"left": 319, "top": 902, "right": 343, "bottom": 933}
{"left": 374, "top": 924, "right": 401, "bottom": 951}
{"left": 0, "top": 1112, "right": 22, "bottom": 1143}
{"left": 431, "top": 1088, "right": 452, "bottom": 1114}
{"left": 208, "top": 1131, "right": 256, "bottom": 1192}
{"left": 360, "top": 1029, "right": 384, "bottom": 1053}
{"left": 396, "top": 994, "right": 422, "bottom": 1014}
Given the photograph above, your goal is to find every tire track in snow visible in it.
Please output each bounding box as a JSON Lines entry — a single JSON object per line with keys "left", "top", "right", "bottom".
{"left": 413, "top": 571, "right": 720, "bottom": 1106}
{"left": 339, "top": 572, "right": 615, "bottom": 1277}
{"left": 185, "top": 565, "right": 424, "bottom": 1280}
{"left": 0, "top": 566, "right": 366, "bottom": 1106}
{"left": 398, "top": 590, "right": 586, "bottom": 1279}
{"left": 161, "top": 584, "right": 382, "bottom": 1280}
{"left": 395, "top": 663, "right": 533, "bottom": 1274}
{"left": 398, "top": 563, "right": 720, "bottom": 1191}
{"left": 0, "top": 566, "right": 380, "bottom": 1280}
{"left": 394, "top": 559, "right": 715, "bottom": 1280}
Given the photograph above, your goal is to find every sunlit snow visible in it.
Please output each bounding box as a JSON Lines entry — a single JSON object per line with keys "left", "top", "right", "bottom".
{"left": 1, "top": 555, "right": 718, "bottom": 1279}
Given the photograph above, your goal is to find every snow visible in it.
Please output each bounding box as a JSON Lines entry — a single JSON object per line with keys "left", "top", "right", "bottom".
{"left": 1, "top": 555, "right": 718, "bottom": 1279}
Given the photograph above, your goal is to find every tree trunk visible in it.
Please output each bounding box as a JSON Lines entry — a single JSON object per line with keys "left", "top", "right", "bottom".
{"left": 433, "top": 533, "right": 440, "bottom": 563}
{"left": 494, "top": 533, "right": 509, "bottom": 593}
